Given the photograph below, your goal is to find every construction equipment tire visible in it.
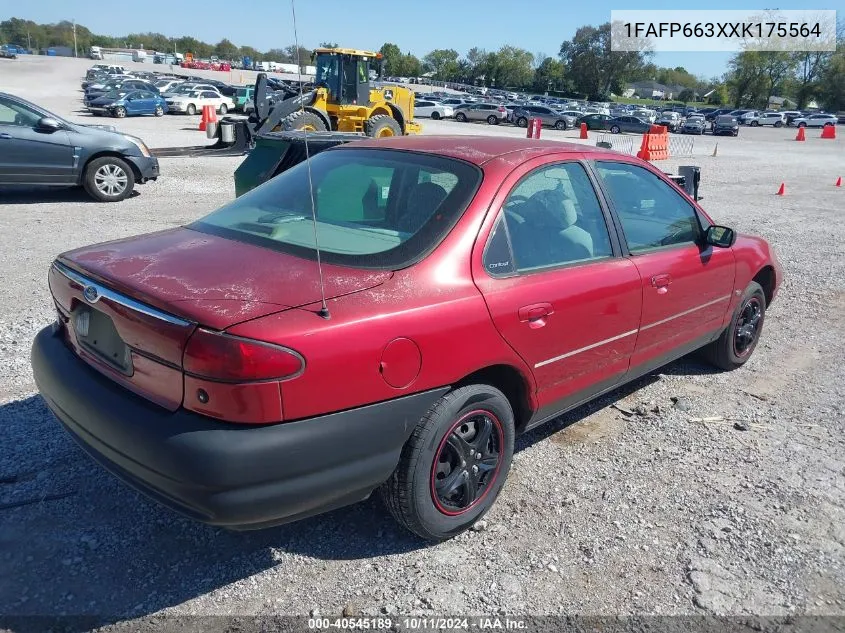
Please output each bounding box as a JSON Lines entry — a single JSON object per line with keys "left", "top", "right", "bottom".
{"left": 365, "top": 114, "right": 402, "bottom": 138}
{"left": 281, "top": 110, "right": 328, "bottom": 132}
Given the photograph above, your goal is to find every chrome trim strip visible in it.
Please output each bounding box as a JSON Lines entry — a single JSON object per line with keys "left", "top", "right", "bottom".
{"left": 52, "top": 261, "right": 194, "bottom": 327}
{"left": 535, "top": 329, "right": 639, "bottom": 368}
{"left": 533, "top": 294, "right": 732, "bottom": 369}
{"left": 639, "top": 295, "right": 731, "bottom": 331}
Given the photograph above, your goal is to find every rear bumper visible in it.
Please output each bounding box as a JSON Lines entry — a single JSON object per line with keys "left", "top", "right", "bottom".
{"left": 126, "top": 155, "right": 159, "bottom": 182}
{"left": 31, "top": 326, "right": 447, "bottom": 529}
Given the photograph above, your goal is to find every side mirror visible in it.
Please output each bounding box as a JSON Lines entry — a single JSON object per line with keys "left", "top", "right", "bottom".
{"left": 704, "top": 225, "right": 736, "bottom": 248}
{"left": 36, "top": 117, "right": 61, "bottom": 132}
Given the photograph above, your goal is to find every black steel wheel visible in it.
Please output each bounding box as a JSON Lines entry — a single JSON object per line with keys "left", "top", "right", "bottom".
{"left": 381, "top": 384, "right": 515, "bottom": 541}
{"left": 702, "top": 281, "right": 766, "bottom": 370}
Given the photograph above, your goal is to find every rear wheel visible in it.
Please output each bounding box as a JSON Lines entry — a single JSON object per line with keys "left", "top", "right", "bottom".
{"left": 280, "top": 110, "right": 328, "bottom": 132}
{"left": 702, "top": 281, "right": 766, "bottom": 370}
{"left": 381, "top": 384, "right": 515, "bottom": 542}
{"left": 154, "top": 105, "right": 164, "bottom": 117}
{"left": 186, "top": 103, "right": 197, "bottom": 115}
{"left": 554, "top": 120, "right": 566, "bottom": 130}
{"left": 364, "top": 114, "right": 402, "bottom": 138}
{"left": 798, "top": 122, "right": 806, "bottom": 128}
{"left": 750, "top": 120, "right": 759, "bottom": 126}
{"left": 113, "top": 106, "right": 126, "bottom": 118}
{"left": 218, "top": 103, "right": 228, "bottom": 115}
{"left": 486, "top": 115, "right": 498, "bottom": 125}
{"left": 774, "top": 120, "right": 782, "bottom": 127}
{"left": 610, "top": 125, "right": 621, "bottom": 134}
{"left": 83, "top": 156, "right": 135, "bottom": 202}
{"left": 431, "top": 111, "right": 441, "bottom": 120}
{"left": 516, "top": 117, "right": 528, "bottom": 128}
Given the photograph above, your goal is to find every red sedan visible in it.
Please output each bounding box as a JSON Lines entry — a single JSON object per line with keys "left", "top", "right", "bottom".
{"left": 31, "top": 136, "right": 782, "bottom": 541}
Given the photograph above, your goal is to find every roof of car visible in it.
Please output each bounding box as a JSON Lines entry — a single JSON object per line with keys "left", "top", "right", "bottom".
{"left": 336, "top": 135, "right": 590, "bottom": 165}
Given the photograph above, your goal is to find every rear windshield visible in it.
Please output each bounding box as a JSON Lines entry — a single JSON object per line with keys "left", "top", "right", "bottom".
{"left": 192, "top": 148, "right": 482, "bottom": 270}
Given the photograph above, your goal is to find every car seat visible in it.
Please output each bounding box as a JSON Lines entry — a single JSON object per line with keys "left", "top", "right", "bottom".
{"left": 397, "top": 182, "right": 448, "bottom": 234}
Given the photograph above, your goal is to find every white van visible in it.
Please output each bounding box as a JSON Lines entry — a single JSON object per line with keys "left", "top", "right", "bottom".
{"left": 89, "top": 46, "right": 103, "bottom": 60}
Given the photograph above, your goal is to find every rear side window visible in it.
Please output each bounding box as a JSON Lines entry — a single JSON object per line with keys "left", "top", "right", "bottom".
{"left": 595, "top": 161, "right": 701, "bottom": 252}
{"left": 193, "top": 149, "right": 482, "bottom": 270}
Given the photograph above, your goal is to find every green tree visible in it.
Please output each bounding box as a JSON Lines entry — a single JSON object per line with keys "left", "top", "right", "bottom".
{"left": 319, "top": 41, "right": 338, "bottom": 49}
{"left": 818, "top": 43, "right": 845, "bottom": 111}
{"left": 533, "top": 57, "right": 566, "bottom": 93}
{"left": 489, "top": 45, "right": 534, "bottom": 88}
{"left": 726, "top": 51, "right": 767, "bottom": 107}
{"left": 707, "top": 84, "right": 729, "bottom": 105}
{"left": 379, "top": 42, "right": 402, "bottom": 75}
{"left": 559, "top": 22, "right": 648, "bottom": 99}
{"left": 423, "top": 48, "right": 459, "bottom": 80}
{"left": 400, "top": 53, "right": 422, "bottom": 78}
{"left": 214, "top": 38, "right": 239, "bottom": 60}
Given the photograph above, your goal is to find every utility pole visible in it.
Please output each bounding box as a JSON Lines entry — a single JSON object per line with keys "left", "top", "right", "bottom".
{"left": 27, "top": 30, "right": 31, "bottom": 50}
{"left": 72, "top": 20, "right": 78, "bottom": 57}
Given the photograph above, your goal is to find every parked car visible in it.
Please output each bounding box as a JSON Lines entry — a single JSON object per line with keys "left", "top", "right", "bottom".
{"left": 781, "top": 111, "right": 803, "bottom": 126}
{"left": 509, "top": 105, "right": 576, "bottom": 130}
{"left": 85, "top": 79, "right": 158, "bottom": 104}
{"left": 750, "top": 112, "right": 785, "bottom": 127}
{"left": 704, "top": 108, "right": 734, "bottom": 122}
{"left": 0, "top": 92, "right": 158, "bottom": 201}
{"left": 655, "top": 111, "right": 683, "bottom": 132}
{"left": 737, "top": 110, "right": 760, "bottom": 125}
{"left": 88, "top": 90, "right": 167, "bottom": 118}
{"left": 161, "top": 83, "right": 222, "bottom": 99}
{"left": 454, "top": 102, "right": 508, "bottom": 124}
{"left": 0, "top": 45, "right": 17, "bottom": 59}
{"left": 154, "top": 79, "right": 184, "bottom": 94}
{"left": 166, "top": 90, "right": 234, "bottom": 115}
{"left": 681, "top": 115, "right": 707, "bottom": 135}
{"left": 607, "top": 116, "right": 651, "bottom": 134}
{"left": 577, "top": 113, "right": 613, "bottom": 130}
{"left": 712, "top": 115, "right": 740, "bottom": 136}
{"left": 233, "top": 86, "right": 255, "bottom": 111}
{"left": 31, "top": 135, "right": 781, "bottom": 541}
{"left": 792, "top": 113, "right": 837, "bottom": 128}
{"left": 414, "top": 99, "right": 453, "bottom": 120}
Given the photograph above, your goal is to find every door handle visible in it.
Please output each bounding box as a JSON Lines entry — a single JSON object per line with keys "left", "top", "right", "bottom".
{"left": 519, "top": 302, "right": 554, "bottom": 325}
{"left": 651, "top": 274, "right": 672, "bottom": 293}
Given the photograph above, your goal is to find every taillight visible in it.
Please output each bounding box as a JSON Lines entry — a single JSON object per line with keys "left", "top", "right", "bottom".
{"left": 183, "top": 328, "right": 304, "bottom": 382}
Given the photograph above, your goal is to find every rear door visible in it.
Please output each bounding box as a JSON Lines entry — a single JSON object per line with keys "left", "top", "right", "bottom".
{"left": 0, "top": 95, "right": 73, "bottom": 185}
{"left": 473, "top": 156, "right": 642, "bottom": 420}
{"left": 592, "top": 159, "right": 736, "bottom": 372}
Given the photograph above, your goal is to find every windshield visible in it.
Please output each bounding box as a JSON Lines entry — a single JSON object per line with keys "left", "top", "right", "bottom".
{"left": 235, "top": 87, "right": 251, "bottom": 97}
{"left": 192, "top": 148, "right": 482, "bottom": 269}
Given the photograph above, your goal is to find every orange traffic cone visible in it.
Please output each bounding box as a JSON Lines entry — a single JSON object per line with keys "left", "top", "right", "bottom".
{"left": 795, "top": 126, "right": 805, "bottom": 141}
{"left": 580, "top": 122, "right": 588, "bottom": 139}
{"left": 198, "top": 105, "right": 210, "bottom": 131}
{"left": 776, "top": 182, "right": 786, "bottom": 196}
{"left": 208, "top": 106, "right": 219, "bottom": 124}
{"left": 836, "top": 176, "right": 842, "bottom": 187}
{"left": 821, "top": 125, "right": 836, "bottom": 139}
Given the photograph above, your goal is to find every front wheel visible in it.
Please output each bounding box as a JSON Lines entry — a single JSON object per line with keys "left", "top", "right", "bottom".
{"left": 798, "top": 122, "right": 806, "bottom": 128}
{"left": 750, "top": 120, "right": 759, "bottom": 126}
{"left": 381, "top": 384, "right": 515, "bottom": 542}
{"left": 701, "top": 281, "right": 766, "bottom": 371}
{"left": 455, "top": 112, "right": 467, "bottom": 122}
{"left": 113, "top": 106, "right": 126, "bottom": 118}
{"left": 431, "top": 111, "right": 440, "bottom": 120}
{"left": 218, "top": 103, "right": 228, "bottom": 115}
{"left": 154, "top": 105, "right": 164, "bottom": 117}
{"left": 186, "top": 103, "right": 196, "bottom": 115}
{"left": 774, "top": 120, "right": 782, "bottom": 128}
{"left": 516, "top": 117, "right": 528, "bottom": 128}
{"left": 487, "top": 115, "right": 498, "bottom": 125}
{"left": 554, "top": 120, "right": 566, "bottom": 130}
{"left": 610, "top": 125, "right": 620, "bottom": 134}
{"left": 83, "top": 156, "right": 135, "bottom": 202}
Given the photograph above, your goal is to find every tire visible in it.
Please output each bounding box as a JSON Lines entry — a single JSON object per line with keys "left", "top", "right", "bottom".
{"left": 431, "top": 111, "right": 441, "bottom": 120}
{"left": 702, "top": 281, "right": 766, "bottom": 371}
{"left": 774, "top": 121, "right": 782, "bottom": 128}
{"left": 364, "top": 114, "right": 402, "bottom": 137}
{"left": 610, "top": 125, "right": 621, "bottom": 134}
{"left": 455, "top": 112, "right": 467, "bottom": 122}
{"left": 798, "top": 122, "right": 806, "bottom": 128}
{"left": 218, "top": 103, "right": 228, "bottom": 115}
{"left": 281, "top": 110, "right": 328, "bottom": 132}
{"left": 554, "top": 120, "right": 566, "bottom": 130}
{"left": 154, "top": 105, "right": 164, "bottom": 117}
{"left": 113, "top": 106, "right": 126, "bottom": 118}
{"left": 750, "top": 120, "right": 759, "bottom": 126}
{"left": 82, "top": 156, "right": 135, "bottom": 202}
{"left": 381, "top": 384, "right": 516, "bottom": 542}
{"left": 486, "top": 115, "right": 498, "bottom": 125}
{"left": 186, "top": 103, "right": 196, "bottom": 115}
{"left": 824, "top": 122, "right": 834, "bottom": 127}
{"left": 516, "top": 117, "right": 528, "bottom": 128}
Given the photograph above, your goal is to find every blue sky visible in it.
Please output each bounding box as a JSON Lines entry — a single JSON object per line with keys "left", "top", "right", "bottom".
{"left": 6, "top": 0, "right": 842, "bottom": 78}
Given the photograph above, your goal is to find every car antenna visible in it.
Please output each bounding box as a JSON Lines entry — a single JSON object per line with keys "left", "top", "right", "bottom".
{"left": 291, "top": 0, "right": 330, "bottom": 319}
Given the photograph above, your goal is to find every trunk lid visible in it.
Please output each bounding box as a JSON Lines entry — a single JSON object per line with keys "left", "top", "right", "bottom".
{"left": 50, "top": 227, "right": 391, "bottom": 411}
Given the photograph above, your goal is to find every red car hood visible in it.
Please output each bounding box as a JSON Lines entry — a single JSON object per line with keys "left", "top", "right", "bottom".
{"left": 58, "top": 227, "right": 392, "bottom": 329}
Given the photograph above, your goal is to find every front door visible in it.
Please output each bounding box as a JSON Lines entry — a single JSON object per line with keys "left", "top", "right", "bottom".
{"left": 0, "top": 95, "right": 73, "bottom": 185}
{"left": 592, "top": 159, "right": 736, "bottom": 371}
{"left": 474, "top": 157, "right": 642, "bottom": 420}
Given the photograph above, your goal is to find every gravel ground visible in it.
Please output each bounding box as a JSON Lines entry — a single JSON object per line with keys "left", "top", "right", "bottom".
{"left": 1, "top": 57, "right": 844, "bottom": 627}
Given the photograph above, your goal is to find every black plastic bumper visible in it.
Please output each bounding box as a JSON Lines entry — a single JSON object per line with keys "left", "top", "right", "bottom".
{"left": 31, "top": 326, "right": 448, "bottom": 529}
{"left": 126, "top": 155, "right": 159, "bottom": 182}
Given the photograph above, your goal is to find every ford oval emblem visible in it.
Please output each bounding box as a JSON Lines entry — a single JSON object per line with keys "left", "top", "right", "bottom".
{"left": 83, "top": 285, "right": 99, "bottom": 303}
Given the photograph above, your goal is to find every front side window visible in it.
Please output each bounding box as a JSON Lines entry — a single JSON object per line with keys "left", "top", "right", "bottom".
{"left": 496, "top": 162, "right": 613, "bottom": 273}
{"left": 0, "top": 97, "right": 42, "bottom": 127}
{"left": 193, "top": 149, "right": 482, "bottom": 269}
{"left": 594, "top": 161, "right": 702, "bottom": 253}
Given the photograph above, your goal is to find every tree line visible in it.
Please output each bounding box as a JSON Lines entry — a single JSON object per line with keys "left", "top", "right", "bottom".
{"left": 2, "top": 16, "right": 842, "bottom": 110}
